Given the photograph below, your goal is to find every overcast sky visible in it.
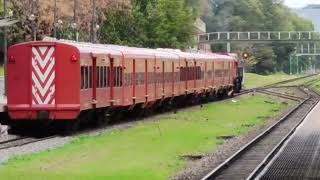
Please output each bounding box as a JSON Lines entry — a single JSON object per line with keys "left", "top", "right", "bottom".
{"left": 284, "top": 0, "right": 320, "bottom": 8}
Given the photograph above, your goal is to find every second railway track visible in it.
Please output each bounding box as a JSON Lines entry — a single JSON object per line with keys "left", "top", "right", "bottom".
{"left": 202, "top": 87, "right": 320, "bottom": 180}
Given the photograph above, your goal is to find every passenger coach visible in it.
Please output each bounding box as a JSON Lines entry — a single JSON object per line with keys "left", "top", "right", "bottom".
{"left": 7, "top": 41, "right": 242, "bottom": 126}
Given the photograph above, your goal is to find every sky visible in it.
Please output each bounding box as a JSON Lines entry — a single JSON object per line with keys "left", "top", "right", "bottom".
{"left": 284, "top": 0, "right": 320, "bottom": 8}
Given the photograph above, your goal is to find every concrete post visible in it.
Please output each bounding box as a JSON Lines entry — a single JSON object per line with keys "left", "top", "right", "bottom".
{"left": 289, "top": 55, "right": 292, "bottom": 75}
{"left": 227, "top": 42, "right": 231, "bottom": 53}
{"left": 3, "top": 0, "right": 7, "bottom": 96}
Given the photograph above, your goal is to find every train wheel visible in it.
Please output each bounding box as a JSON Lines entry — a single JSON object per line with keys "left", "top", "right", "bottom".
{"left": 96, "top": 111, "right": 111, "bottom": 127}
{"left": 216, "top": 91, "right": 224, "bottom": 100}
{"left": 63, "top": 120, "right": 79, "bottom": 135}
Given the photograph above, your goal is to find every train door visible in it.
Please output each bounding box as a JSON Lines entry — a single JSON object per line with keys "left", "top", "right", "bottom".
{"left": 164, "top": 60, "right": 172, "bottom": 97}
{"left": 94, "top": 56, "right": 110, "bottom": 108}
{"left": 186, "top": 58, "right": 195, "bottom": 93}
{"left": 112, "top": 58, "right": 123, "bottom": 106}
{"left": 123, "top": 58, "right": 134, "bottom": 106}
{"left": 135, "top": 59, "right": 146, "bottom": 104}
{"left": 212, "top": 60, "right": 215, "bottom": 88}
{"left": 154, "top": 58, "right": 162, "bottom": 100}
{"left": 196, "top": 60, "right": 206, "bottom": 93}
{"left": 146, "top": 58, "right": 155, "bottom": 102}
{"left": 215, "top": 61, "right": 223, "bottom": 87}
{"left": 173, "top": 59, "right": 180, "bottom": 96}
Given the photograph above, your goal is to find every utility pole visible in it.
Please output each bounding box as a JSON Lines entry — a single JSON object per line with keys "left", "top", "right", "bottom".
{"left": 53, "top": 0, "right": 57, "bottom": 38}
{"left": 3, "top": 0, "right": 7, "bottom": 96}
{"left": 29, "top": 0, "right": 37, "bottom": 41}
{"left": 72, "top": 0, "right": 78, "bottom": 41}
{"left": 296, "top": 56, "right": 299, "bottom": 74}
{"left": 90, "top": 0, "right": 96, "bottom": 43}
{"left": 289, "top": 55, "right": 292, "bottom": 75}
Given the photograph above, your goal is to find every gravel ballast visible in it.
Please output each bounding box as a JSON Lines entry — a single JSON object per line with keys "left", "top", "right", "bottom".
{"left": 0, "top": 136, "right": 71, "bottom": 165}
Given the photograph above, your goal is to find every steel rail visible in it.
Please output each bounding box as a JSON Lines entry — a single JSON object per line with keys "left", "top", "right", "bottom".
{"left": 246, "top": 90, "right": 319, "bottom": 180}
{"left": 257, "top": 89, "right": 304, "bottom": 102}
{"left": 201, "top": 88, "right": 316, "bottom": 180}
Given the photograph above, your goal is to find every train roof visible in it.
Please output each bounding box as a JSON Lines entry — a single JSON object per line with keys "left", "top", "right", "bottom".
{"left": 10, "top": 39, "right": 237, "bottom": 61}
{"left": 157, "top": 49, "right": 235, "bottom": 61}
{"left": 105, "top": 45, "right": 180, "bottom": 60}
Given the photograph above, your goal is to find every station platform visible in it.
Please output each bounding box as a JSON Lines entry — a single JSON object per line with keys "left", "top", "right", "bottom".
{"left": 0, "top": 96, "right": 6, "bottom": 112}
{"left": 0, "top": 77, "right": 6, "bottom": 112}
{"left": 258, "top": 101, "right": 320, "bottom": 179}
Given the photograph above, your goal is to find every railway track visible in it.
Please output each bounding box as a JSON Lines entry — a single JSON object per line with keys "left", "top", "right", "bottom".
{"left": 257, "top": 89, "right": 304, "bottom": 102}
{"left": 235, "top": 74, "right": 319, "bottom": 98}
{"left": 261, "top": 74, "right": 318, "bottom": 88}
{"left": 0, "top": 135, "right": 58, "bottom": 150}
{"left": 201, "top": 87, "right": 320, "bottom": 180}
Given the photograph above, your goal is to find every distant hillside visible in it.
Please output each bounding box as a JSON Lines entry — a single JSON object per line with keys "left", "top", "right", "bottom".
{"left": 294, "top": 5, "right": 320, "bottom": 32}
{"left": 303, "top": 4, "right": 320, "bottom": 9}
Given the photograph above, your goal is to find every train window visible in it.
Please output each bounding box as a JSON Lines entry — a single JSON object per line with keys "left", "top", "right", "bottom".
{"left": 215, "top": 70, "right": 222, "bottom": 77}
{"left": 196, "top": 66, "right": 203, "bottom": 80}
{"left": 99, "top": 66, "right": 103, "bottom": 88}
{"left": 174, "top": 72, "right": 179, "bottom": 82}
{"left": 96, "top": 66, "right": 100, "bottom": 88}
{"left": 89, "top": 66, "right": 92, "bottom": 88}
{"left": 103, "top": 66, "right": 107, "bottom": 87}
{"left": 84, "top": 66, "right": 89, "bottom": 89}
{"left": 180, "top": 67, "right": 184, "bottom": 81}
{"left": 115, "top": 67, "right": 119, "bottom": 87}
{"left": 81, "top": 66, "right": 85, "bottom": 89}
{"left": 107, "top": 67, "right": 111, "bottom": 87}
{"left": 116, "top": 67, "right": 122, "bottom": 87}
{"left": 111, "top": 66, "right": 123, "bottom": 87}
{"left": 207, "top": 70, "right": 212, "bottom": 79}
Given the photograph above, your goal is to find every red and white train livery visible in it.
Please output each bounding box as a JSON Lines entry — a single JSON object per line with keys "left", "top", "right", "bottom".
{"left": 7, "top": 41, "right": 242, "bottom": 124}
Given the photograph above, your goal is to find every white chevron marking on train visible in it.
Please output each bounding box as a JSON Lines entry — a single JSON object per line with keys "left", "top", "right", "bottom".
{"left": 32, "top": 57, "right": 55, "bottom": 83}
{"left": 32, "top": 72, "right": 55, "bottom": 97}
{"left": 32, "top": 47, "right": 55, "bottom": 69}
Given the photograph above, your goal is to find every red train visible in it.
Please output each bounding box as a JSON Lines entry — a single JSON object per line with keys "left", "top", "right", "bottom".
{"left": 7, "top": 41, "right": 242, "bottom": 128}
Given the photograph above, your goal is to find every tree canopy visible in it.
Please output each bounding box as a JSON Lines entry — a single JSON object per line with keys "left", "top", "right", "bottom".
{"left": 0, "top": 0, "right": 3, "bottom": 16}
{"left": 100, "top": 0, "right": 198, "bottom": 49}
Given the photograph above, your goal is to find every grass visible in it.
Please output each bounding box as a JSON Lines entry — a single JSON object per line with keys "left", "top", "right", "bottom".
{"left": 0, "top": 95, "right": 289, "bottom": 180}
{"left": 310, "top": 79, "right": 320, "bottom": 93}
{"left": 0, "top": 66, "right": 3, "bottom": 76}
{"left": 244, "top": 73, "right": 300, "bottom": 89}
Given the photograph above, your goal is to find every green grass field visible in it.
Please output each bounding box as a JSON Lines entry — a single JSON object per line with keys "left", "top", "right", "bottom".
{"left": 0, "top": 95, "right": 289, "bottom": 180}
{"left": 244, "top": 73, "right": 300, "bottom": 89}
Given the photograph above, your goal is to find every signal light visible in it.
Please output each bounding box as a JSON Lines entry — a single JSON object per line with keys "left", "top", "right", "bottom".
{"left": 71, "top": 54, "right": 78, "bottom": 62}
{"left": 8, "top": 55, "right": 15, "bottom": 63}
{"left": 242, "top": 52, "right": 250, "bottom": 59}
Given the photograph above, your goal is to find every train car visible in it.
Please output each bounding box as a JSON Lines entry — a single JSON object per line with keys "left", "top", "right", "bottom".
{"left": 7, "top": 41, "right": 241, "bottom": 128}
